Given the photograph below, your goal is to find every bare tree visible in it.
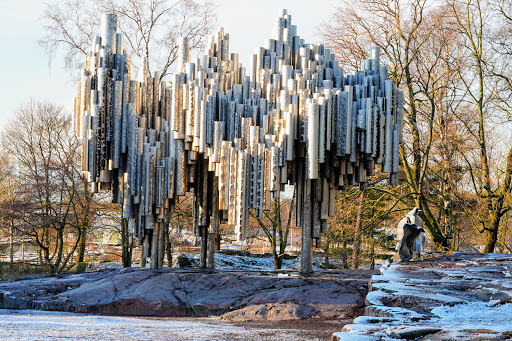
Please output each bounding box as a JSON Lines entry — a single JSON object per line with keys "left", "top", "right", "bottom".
{"left": 40, "top": 0, "right": 216, "bottom": 78}
{"left": 1, "top": 101, "right": 91, "bottom": 273}
{"left": 163, "top": 192, "right": 194, "bottom": 267}
{"left": 445, "top": 0, "right": 512, "bottom": 252}
{"left": 322, "top": 0, "right": 512, "bottom": 253}
{"left": 329, "top": 172, "right": 411, "bottom": 269}
{"left": 320, "top": 0, "right": 472, "bottom": 249}
{"left": 351, "top": 185, "right": 367, "bottom": 269}
{"left": 253, "top": 193, "right": 296, "bottom": 270}
{"left": 412, "top": 8, "right": 475, "bottom": 248}
{"left": 0, "top": 152, "right": 23, "bottom": 265}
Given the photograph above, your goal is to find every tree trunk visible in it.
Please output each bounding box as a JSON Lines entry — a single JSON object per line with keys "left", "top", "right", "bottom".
{"left": 417, "top": 195, "right": 449, "bottom": 249}
{"left": 76, "top": 217, "right": 88, "bottom": 272}
{"left": 38, "top": 248, "right": 43, "bottom": 266}
{"left": 483, "top": 206, "right": 503, "bottom": 253}
{"left": 76, "top": 226, "right": 87, "bottom": 263}
{"left": 324, "top": 236, "right": 330, "bottom": 268}
{"left": 341, "top": 227, "right": 348, "bottom": 269}
{"left": 44, "top": 227, "right": 50, "bottom": 266}
{"left": 369, "top": 229, "right": 375, "bottom": 270}
{"left": 272, "top": 252, "right": 279, "bottom": 270}
{"left": 9, "top": 220, "right": 14, "bottom": 265}
{"left": 77, "top": 182, "right": 91, "bottom": 272}
{"left": 55, "top": 228, "right": 64, "bottom": 273}
{"left": 215, "top": 234, "right": 220, "bottom": 251}
{"left": 164, "top": 222, "right": 172, "bottom": 267}
{"left": 272, "top": 217, "right": 279, "bottom": 270}
{"left": 352, "top": 186, "right": 367, "bottom": 270}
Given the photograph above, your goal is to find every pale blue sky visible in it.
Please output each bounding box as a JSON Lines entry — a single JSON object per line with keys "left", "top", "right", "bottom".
{"left": 0, "top": 0, "right": 337, "bottom": 124}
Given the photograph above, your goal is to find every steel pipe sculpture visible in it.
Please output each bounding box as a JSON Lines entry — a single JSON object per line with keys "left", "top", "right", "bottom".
{"left": 75, "top": 10, "right": 403, "bottom": 273}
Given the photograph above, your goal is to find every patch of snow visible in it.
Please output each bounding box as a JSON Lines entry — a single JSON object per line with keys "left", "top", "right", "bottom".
{"left": 336, "top": 325, "right": 404, "bottom": 341}
{"left": 176, "top": 252, "right": 322, "bottom": 272}
{"left": 366, "top": 290, "right": 392, "bottom": 306}
{"left": 341, "top": 323, "right": 384, "bottom": 335}
{"left": 277, "top": 273, "right": 298, "bottom": 277}
{"left": 374, "top": 306, "right": 426, "bottom": 320}
{"left": 187, "top": 252, "right": 298, "bottom": 271}
{"left": 414, "top": 293, "right": 467, "bottom": 304}
{"left": 332, "top": 332, "right": 380, "bottom": 340}
{"left": 352, "top": 316, "right": 399, "bottom": 325}
{"left": 429, "top": 301, "right": 512, "bottom": 332}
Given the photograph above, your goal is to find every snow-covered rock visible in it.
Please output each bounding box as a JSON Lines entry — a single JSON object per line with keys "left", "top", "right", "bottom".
{"left": 333, "top": 252, "right": 512, "bottom": 340}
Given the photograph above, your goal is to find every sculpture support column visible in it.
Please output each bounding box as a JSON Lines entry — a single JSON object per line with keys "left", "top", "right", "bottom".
{"left": 207, "top": 172, "right": 220, "bottom": 269}
{"left": 200, "top": 226, "right": 208, "bottom": 268}
{"left": 151, "top": 223, "right": 159, "bottom": 269}
{"left": 158, "top": 221, "right": 164, "bottom": 268}
{"left": 141, "top": 232, "right": 150, "bottom": 267}
{"left": 300, "top": 178, "right": 313, "bottom": 274}
{"left": 207, "top": 232, "right": 216, "bottom": 268}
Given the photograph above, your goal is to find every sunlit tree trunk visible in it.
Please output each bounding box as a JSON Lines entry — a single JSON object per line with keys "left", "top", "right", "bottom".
{"left": 352, "top": 186, "right": 367, "bottom": 269}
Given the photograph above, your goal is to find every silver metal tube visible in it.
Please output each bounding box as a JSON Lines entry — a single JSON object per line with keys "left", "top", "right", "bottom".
{"left": 306, "top": 100, "right": 319, "bottom": 179}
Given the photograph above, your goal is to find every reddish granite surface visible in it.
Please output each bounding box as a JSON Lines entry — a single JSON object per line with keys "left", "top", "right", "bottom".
{"left": 0, "top": 267, "right": 374, "bottom": 322}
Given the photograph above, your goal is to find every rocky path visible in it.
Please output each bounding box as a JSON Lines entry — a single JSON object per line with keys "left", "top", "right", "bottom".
{"left": 334, "top": 252, "right": 512, "bottom": 340}
{"left": 0, "top": 267, "right": 374, "bottom": 323}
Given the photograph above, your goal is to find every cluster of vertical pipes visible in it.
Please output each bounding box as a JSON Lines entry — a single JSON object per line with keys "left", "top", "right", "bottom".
{"left": 75, "top": 10, "right": 403, "bottom": 272}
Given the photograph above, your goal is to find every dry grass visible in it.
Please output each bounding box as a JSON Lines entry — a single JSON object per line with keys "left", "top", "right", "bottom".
{"left": 0, "top": 262, "right": 52, "bottom": 281}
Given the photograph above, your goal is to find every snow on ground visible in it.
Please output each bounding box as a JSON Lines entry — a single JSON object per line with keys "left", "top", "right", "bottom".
{"left": 429, "top": 301, "right": 512, "bottom": 333}
{"left": 195, "top": 252, "right": 298, "bottom": 270}
{"left": 0, "top": 309, "right": 324, "bottom": 341}
{"left": 176, "top": 252, "right": 324, "bottom": 271}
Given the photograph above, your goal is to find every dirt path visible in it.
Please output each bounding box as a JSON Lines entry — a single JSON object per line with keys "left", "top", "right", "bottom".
{"left": 232, "top": 319, "right": 352, "bottom": 340}
{"left": 121, "top": 315, "right": 353, "bottom": 340}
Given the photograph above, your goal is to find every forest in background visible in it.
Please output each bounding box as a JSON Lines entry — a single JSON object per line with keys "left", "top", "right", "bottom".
{"left": 1, "top": 0, "right": 512, "bottom": 274}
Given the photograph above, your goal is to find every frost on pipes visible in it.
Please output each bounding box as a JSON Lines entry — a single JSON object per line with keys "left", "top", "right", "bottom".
{"left": 75, "top": 10, "right": 404, "bottom": 273}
